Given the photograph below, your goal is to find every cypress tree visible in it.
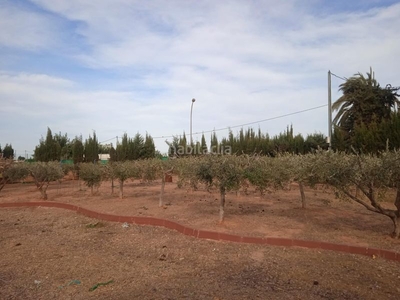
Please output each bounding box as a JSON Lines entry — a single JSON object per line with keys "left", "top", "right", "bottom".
{"left": 131, "top": 133, "right": 144, "bottom": 160}
{"left": 34, "top": 128, "right": 61, "bottom": 162}
{"left": 2, "top": 144, "right": 14, "bottom": 159}
{"left": 210, "top": 132, "right": 218, "bottom": 153}
{"left": 200, "top": 133, "right": 207, "bottom": 154}
{"left": 142, "top": 134, "right": 156, "bottom": 159}
{"left": 109, "top": 146, "right": 117, "bottom": 162}
{"left": 116, "top": 133, "right": 129, "bottom": 161}
{"left": 72, "top": 137, "right": 84, "bottom": 164}
{"left": 84, "top": 132, "right": 99, "bottom": 163}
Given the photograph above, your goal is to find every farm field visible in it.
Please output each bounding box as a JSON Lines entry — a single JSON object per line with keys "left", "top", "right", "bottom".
{"left": 1, "top": 177, "right": 400, "bottom": 251}
{"left": 1, "top": 178, "right": 400, "bottom": 299}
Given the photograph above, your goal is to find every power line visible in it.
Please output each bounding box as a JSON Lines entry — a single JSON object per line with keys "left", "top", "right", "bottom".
{"left": 331, "top": 72, "right": 347, "bottom": 81}
{"left": 100, "top": 101, "right": 330, "bottom": 144}
{"left": 332, "top": 71, "right": 400, "bottom": 89}
{"left": 99, "top": 137, "right": 116, "bottom": 144}
{"left": 151, "top": 104, "right": 328, "bottom": 140}
{"left": 99, "top": 104, "right": 328, "bottom": 143}
{"left": 101, "top": 72, "right": 347, "bottom": 145}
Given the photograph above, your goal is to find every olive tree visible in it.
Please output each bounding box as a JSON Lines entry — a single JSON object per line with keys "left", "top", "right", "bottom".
{"left": 29, "top": 162, "right": 64, "bottom": 199}
{"left": 303, "top": 150, "right": 400, "bottom": 238}
{"left": 244, "top": 155, "right": 292, "bottom": 196}
{"left": 112, "top": 161, "right": 141, "bottom": 199}
{"left": 174, "top": 157, "right": 200, "bottom": 191}
{"left": 196, "top": 155, "right": 244, "bottom": 223}
{"left": 102, "top": 163, "right": 116, "bottom": 195}
{"left": 380, "top": 151, "right": 400, "bottom": 238}
{"left": 0, "top": 159, "right": 14, "bottom": 192}
{"left": 140, "top": 158, "right": 174, "bottom": 206}
{"left": 1, "top": 161, "right": 30, "bottom": 192}
{"left": 287, "top": 153, "right": 324, "bottom": 209}
{"left": 79, "top": 163, "right": 103, "bottom": 195}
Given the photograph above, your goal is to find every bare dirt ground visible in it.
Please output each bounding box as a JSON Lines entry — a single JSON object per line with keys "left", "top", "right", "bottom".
{"left": 1, "top": 178, "right": 400, "bottom": 299}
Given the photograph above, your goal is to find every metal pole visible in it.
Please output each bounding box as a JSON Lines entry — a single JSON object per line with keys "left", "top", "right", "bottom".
{"left": 190, "top": 98, "right": 196, "bottom": 145}
{"left": 328, "top": 70, "right": 332, "bottom": 150}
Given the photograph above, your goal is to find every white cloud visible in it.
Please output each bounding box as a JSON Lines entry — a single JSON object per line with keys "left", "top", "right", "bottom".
{"left": 0, "top": 2, "right": 62, "bottom": 50}
{"left": 1, "top": 0, "right": 400, "bottom": 155}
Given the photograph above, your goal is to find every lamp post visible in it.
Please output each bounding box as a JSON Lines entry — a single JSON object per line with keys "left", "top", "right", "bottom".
{"left": 328, "top": 71, "right": 332, "bottom": 150}
{"left": 190, "top": 98, "right": 196, "bottom": 146}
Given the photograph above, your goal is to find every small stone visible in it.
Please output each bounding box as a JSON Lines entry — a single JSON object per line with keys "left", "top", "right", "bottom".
{"left": 313, "top": 280, "right": 319, "bottom": 285}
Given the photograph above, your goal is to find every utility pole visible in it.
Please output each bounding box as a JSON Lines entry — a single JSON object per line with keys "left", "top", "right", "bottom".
{"left": 328, "top": 70, "right": 332, "bottom": 150}
{"left": 190, "top": 98, "right": 196, "bottom": 146}
{"left": 116, "top": 136, "right": 119, "bottom": 161}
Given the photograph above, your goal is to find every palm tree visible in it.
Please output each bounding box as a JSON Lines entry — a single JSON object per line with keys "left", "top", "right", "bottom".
{"left": 333, "top": 68, "right": 399, "bottom": 136}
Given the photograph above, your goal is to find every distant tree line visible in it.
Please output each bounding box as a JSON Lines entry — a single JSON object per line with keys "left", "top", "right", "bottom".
{"left": 167, "top": 126, "right": 328, "bottom": 157}
{"left": 33, "top": 128, "right": 157, "bottom": 163}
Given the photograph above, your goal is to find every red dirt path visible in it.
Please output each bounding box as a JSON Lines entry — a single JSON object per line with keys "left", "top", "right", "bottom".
{"left": 1, "top": 179, "right": 400, "bottom": 299}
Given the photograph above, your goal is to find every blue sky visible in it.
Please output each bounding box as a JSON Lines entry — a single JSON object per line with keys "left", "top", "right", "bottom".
{"left": 1, "top": 0, "right": 400, "bottom": 157}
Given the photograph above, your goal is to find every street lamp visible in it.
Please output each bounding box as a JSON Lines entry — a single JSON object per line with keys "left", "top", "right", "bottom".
{"left": 190, "top": 98, "right": 196, "bottom": 145}
{"left": 328, "top": 70, "right": 332, "bottom": 150}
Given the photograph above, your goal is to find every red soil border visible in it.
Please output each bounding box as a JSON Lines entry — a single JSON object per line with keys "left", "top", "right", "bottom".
{"left": 1, "top": 201, "right": 399, "bottom": 263}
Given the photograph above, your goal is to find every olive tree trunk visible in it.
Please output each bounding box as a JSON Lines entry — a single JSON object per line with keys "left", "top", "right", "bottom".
{"left": 35, "top": 180, "right": 49, "bottom": 200}
{"left": 119, "top": 180, "right": 124, "bottom": 199}
{"left": 38, "top": 183, "right": 49, "bottom": 200}
{"left": 393, "top": 186, "right": 400, "bottom": 238}
{"left": 343, "top": 184, "right": 400, "bottom": 239}
{"left": 299, "top": 181, "right": 306, "bottom": 209}
{"left": 159, "top": 175, "right": 166, "bottom": 207}
{"left": 39, "top": 187, "right": 47, "bottom": 200}
{"left": 0, "top": 179, "right": 9, "bottom": 192}
{"left": 160, "top": 168, "right": 173, "bottom": 207}
{"left": 219, "top": 187, "right": 226, "bottom": 223}
{"left": 391, "top": 216, "right": 400, "bottom": 239}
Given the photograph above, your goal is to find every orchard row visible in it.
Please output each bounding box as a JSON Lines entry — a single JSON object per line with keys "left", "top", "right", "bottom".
{"left": 2, "top": 150, "right": 400, "bottom": 238}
